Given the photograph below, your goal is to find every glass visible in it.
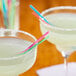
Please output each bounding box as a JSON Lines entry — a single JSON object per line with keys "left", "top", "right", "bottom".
{"left": 40, "top": 6, "right": 76, "bottom": 76}
{"left": 0, "top": 0, "right": 20, "bottom": 30}
{"left": 0, "top": 29, "right": 37, "bottom": 76}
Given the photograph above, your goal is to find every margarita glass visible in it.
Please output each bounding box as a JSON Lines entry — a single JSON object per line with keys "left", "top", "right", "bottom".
{"left": 0, "top": 29, "right": 37, "bottom": 76}
{"left": 40, "top": 6, "right": 76, "bottom": 75}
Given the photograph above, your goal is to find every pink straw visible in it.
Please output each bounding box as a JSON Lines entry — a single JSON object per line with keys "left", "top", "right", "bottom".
{"left": 8, "top": 0, "right": 11, "bottom": 14}
{"left": 32, "top": 12, "right": 50, "bottom": 26}
{"left": 18, "top": 31, "right": 49, "bottom": 54}
{"left": 8, "top": 0, "right": 11, "bottom": 26}
{"left": 8, "top": 0, "right": 11, "bottom": 6}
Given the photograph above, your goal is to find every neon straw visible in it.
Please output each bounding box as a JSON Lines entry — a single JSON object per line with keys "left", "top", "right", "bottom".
{"left": 8, "top": 0, "right": 11, "bottom": 27}
{"left": 2, "top": 0, "right": 8, "bottom": 28}
{"left": 18, "top": 31, "right": 49, "bottom": 54}
{"left": 30, "top": 5, "right": 53, "bottom": 26}
{"left": 2, "top": 0, "right": 7, "bottom": 19}
{"left": 8, "top": 0, "right": 11, "bottom": 12}
{"left": 8, "top": 0, "right": 11, "bottom": 13}
{"left": 18, "top": 35, "right": 49, "bottom": 55}
{"left": 9, "top": 0, "right": 16, "bottom": 29}
{"left": 8, "top": 0, "right": 11, "bottom": 6}
{"left": 32, "top": 12, "right": 50, "bottom": 26}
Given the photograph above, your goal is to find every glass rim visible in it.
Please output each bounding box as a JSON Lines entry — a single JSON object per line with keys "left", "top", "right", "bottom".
{"left": 41, "top": 6, "right": 76, "bottom": 31}
{"left": 0, "top": 29, "right": 37, "bottom": 60}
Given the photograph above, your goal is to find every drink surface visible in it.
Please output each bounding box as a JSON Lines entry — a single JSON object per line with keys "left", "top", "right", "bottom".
{"left": 40, "top": 13, "right": 76, "bottom": 54}
{"left": 45, "top": 13, "right": 76, "bottom": 29}
{"left": 0, "top": 38, "right": 37, "bottom": 75}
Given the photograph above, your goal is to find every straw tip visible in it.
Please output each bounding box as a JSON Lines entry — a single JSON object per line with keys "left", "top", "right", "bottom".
{"left": 47, "top": 31, "right": 50, "bottom": 34}
{"left": 29, "top": 5, "right": 32, "bottom": 7}
{"left": 17, "top": 51, "right": 24, "bottom": 55}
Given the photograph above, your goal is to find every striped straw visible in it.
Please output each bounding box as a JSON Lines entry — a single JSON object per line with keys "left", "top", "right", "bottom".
{"left": 18, "top": 31, "right": 49, "bottom": 54}
{"left": 30, "top": 5, "right": 54, "bottom": 26}
{"left": 32, "top": 12, "right": 50, "bottom": 26}
{"left": 18, "top": 35, "right": 49, "bottom": 55}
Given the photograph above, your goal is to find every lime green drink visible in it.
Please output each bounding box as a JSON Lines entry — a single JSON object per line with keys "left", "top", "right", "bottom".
{"left": 0, "top": 29, "right": 37, "bottom": 76}
{"left": 40, "top": 13, "right": 76, "bottom": 55}
{"left": 40, "top": 6, "right": 76, "bottom": 76}
{"left": 40, "top": 6, "right": 76, "bottom": 56}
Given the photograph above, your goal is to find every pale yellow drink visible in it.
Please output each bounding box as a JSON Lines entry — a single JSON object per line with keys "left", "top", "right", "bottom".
{"left": 40, "top": 13, "right": 76, "bottom": 55}
{"left": 0, "top": 38, "right": 37, "bottom": 76}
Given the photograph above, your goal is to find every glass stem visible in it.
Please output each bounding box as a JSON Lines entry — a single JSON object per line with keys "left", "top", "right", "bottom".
{"left": 64, "top": 55, "right": 68, "bottom": 76}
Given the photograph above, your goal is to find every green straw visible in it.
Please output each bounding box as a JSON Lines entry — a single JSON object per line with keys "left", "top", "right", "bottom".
{"left": 9, "top": 0, "right": 16, "bottom": 29}
{"left": 18, "top": 35, "right": 49, "bottom": 55}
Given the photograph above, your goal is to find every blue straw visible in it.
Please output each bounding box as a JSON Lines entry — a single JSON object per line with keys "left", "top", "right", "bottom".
{"left": 2, "top": 0, "right": 7, "bottom": 14}
{"left": 2, "top": 0, "right": 8, "bottom": 28}
{"left": 30, "top": 5, "right": 54, "bottom": 26}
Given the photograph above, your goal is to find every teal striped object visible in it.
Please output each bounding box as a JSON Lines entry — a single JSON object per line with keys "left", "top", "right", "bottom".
{"left": 30, "top": 5, "right": 54, "bottom": 26}
{"left": 2, "top": 0, "right": 8, "bottom": 28}
{"left": 19, "top": 35, "right": 49, "bottom": 55}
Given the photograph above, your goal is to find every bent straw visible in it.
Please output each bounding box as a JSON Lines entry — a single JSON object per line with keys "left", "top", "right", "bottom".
{"left": 30, "top": 5, "right": 53, "bottom": 26}
{"left": 18, "top": 31, "right": 49, "bottom": 54}
{"left": 32, "top": 12, "right": 50, "bottom": 26}
{"left": 18, "top": 35, "right": 49, "bottom": 55}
